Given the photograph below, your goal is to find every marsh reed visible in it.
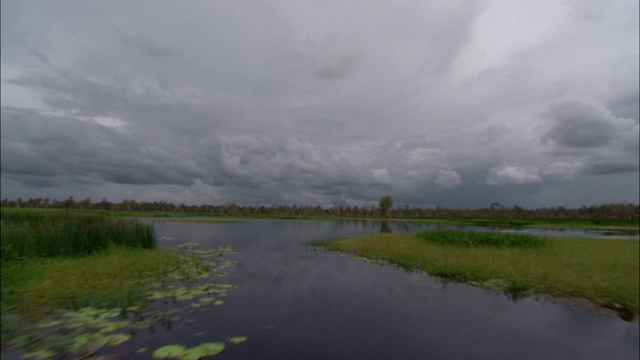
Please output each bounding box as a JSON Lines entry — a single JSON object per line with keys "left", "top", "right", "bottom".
{"left": 414, "top": 229, "right": 549, "bottom": 248}
{"left": 1, "top": 209, "right": 155, "bottom": 261}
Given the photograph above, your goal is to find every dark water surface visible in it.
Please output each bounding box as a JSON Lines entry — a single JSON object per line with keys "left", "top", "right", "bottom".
{"left": 102, "top": 219, "right": 638, "bottom": 359}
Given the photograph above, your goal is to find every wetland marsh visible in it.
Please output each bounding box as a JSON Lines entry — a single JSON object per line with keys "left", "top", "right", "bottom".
{"left": 2, "top": 212, "right": 638, "bottom": 359}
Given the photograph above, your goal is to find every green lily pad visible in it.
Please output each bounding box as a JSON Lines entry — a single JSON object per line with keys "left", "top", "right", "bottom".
{"left": 214, "top": 300, "right": 224, "bottom": 306}
{"left": 24, "top": 348, "right": 58, "bottom": 359}
{"left": 182, "top": 342, "right": 225, "bottom": 358}
{"left": 228, "top": 336, "right": 247, "bottom": 344}
{"left": 70, "top": 333, "right": 95, "bottom": 351}
{"left": 179, "top": 348, "right": 205, "bottom": 360}
{"left": 153, "top": 344, "right": 187, "bottom": 358}
{"left": 98, "top": 333, "right": 132, "bottom": 346}
{"left": 151, "top": 291, "right": 171, "bottom": 300}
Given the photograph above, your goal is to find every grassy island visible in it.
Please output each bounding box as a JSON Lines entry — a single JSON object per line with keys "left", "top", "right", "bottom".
{"left": 312, "top": 231, "right": 639, "bottom": 320}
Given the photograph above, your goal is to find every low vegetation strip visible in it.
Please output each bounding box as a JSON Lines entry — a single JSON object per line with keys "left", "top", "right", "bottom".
{"left": 167, "top": 219, "right": 245, "bottom": 224}
{"left": 414, "top": 230, "right": 549, "bottom": 248}
{"left": 312, "top": 232, "right": 639, "bottom": 320}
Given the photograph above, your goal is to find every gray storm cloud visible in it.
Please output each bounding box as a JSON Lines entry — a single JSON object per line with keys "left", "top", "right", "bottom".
{"left": 1, "top": 108, "right": 203, "bottom": 187}
{"left": 1, "top": 0, "right": 638, "bottom": 208}
{"left": 435, "top": 170, "right": 462, "bottom": 189}
{"left": 544, "top": 99, "right": 619, "bottom": 148}
{"left": 542, "top": 98, "right": 639, "bottom": 177}
{"left": 120, "top": 34, "right": 184, "bottom": 58}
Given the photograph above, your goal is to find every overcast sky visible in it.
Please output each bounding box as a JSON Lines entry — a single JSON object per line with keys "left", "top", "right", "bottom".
{"left": 1, "top": 0, "right": 638, "bottom": 208}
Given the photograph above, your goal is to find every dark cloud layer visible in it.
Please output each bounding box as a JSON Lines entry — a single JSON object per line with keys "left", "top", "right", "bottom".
{"left": 1, "top": 108, "right": 202, "bottom": 187}
{"left": 120, "top": 34, "right": 184, "bottom": 58}
{"left": 1, "top": 0, "right": 638, "bottom": 208}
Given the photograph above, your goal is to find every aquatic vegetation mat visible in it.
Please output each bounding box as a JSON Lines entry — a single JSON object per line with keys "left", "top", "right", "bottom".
{"left": 1, "top": 244, "right": 247, "bottom": 359}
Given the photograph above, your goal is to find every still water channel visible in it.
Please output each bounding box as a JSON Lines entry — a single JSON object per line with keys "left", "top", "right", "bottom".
{"left": 100, "top": 219, "right": 638, "bottom": 359}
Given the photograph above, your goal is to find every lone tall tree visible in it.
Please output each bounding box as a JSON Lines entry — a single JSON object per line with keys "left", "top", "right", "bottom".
{"left": 379, "top": 195, "right": 393, "bottom": 218}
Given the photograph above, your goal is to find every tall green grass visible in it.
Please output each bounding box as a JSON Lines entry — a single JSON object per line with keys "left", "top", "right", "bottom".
{"left": 1, "top": 209, "right": 155, "bottom": 261}
{"left": 414, "top": 230, "right": 549, "bottom": 248}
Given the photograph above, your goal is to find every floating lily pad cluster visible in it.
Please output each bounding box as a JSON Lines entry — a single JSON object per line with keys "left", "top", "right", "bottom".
{"left": 149, "top": 244, "right": 236, "bottom": 304}
{"left": 20, "top": 307, "right": 136, "bottom": 359}
{"left": 13, "top": 244, "right": 246, "bottom": 359}
{"left": 152, "top": 337, "right": 246, "bottom": 359}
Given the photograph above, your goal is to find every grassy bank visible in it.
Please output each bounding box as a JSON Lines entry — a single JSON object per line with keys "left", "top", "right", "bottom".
{"left": 312, "top": 231, "right": 639, "bottom": 320}
{"left": 1, "top": 245, "right": 238, "bottom": 358}
{"left": 0, "top": 209, "right": 233, "bottom": 357}
{"left": 1, "top": 210, "right": 165, "bottom": 343}
{"left": 442, "top": 217, "right": 640, "bottom": 229}
{"left": 1, "top": 247, "right": 182, "bottom": 317}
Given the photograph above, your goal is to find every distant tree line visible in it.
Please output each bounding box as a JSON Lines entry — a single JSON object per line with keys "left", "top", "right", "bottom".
{"left": 1, "top": 196, "right": 638, "bottom": 221}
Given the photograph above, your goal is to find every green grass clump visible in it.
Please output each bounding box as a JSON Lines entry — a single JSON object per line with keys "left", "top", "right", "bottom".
{"left": 312, "top": 233, "right": 639, "bottom": 320}
{"left": 1, "top": 247, "right": 182, "bottom": 316}
{"left": 414, "top": 230, "right": 549, "bottom": 248}
{"left": 1, "top": 209, "right": 155, "bottom": 261}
